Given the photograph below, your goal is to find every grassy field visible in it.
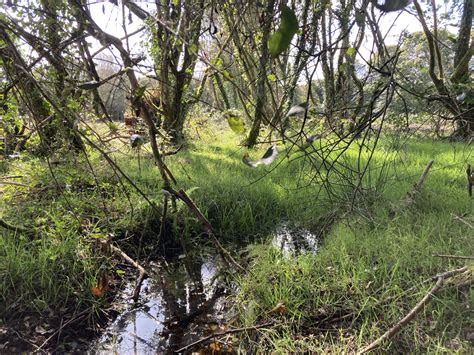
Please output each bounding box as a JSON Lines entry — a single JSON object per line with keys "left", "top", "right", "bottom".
{"left": 0, "top": 126, "right": 472, "bottom": 351}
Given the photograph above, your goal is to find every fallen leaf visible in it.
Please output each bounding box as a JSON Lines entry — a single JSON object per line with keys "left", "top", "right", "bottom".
{"left": 91, "top": 272, "right": 109, "bottom": 298}
{"left": 209, "top": 342, "right": 221, "bottom": 352}
{"left": 270, "top": 302, "right": 286, "bottom": 315}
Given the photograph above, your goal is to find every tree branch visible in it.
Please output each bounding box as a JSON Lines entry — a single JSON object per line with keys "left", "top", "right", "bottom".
{"left": 359, "top": 266, "right": 469, "bottom": 353}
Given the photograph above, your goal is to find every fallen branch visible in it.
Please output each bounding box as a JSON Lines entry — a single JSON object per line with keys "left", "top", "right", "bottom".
{"left": 0, "top": 217, "right": 31, "bottom": 234}
{"left": 452, "top": 214, "right": 474, "bottom": 230}
{"left": 392, "top": 160, "right": 434, "bottom": 215}
{"left": 0, "top": 180, "right": 30, "bottom": 188}
{"left": 110, "top": 244, "right": 148, "bottom": 302}
{"left": 174, "top": 321, "right": 278, "bottom": 353}
{"left": 35, "top": 309, "right": 89, "bottom": 351}
{"left": 331, "top": 266, "right": 469, "bottom": 324}
{"left": 413, "top": 160, "right": 434, "bottom": 192}
{"left": 359, "top": 266, "right": 468, "bottom": 354}
{"left": 432, "top": 254, "right": 474, "bottom": 260}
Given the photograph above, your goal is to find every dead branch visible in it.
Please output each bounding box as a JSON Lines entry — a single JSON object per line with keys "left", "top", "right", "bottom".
{"left": 36, "top": 309, "right": 89, "bottom": 351}
{"left": 432, "top": 254, "right": 474, "bottom": 260}
{"left": 412, "top": 159, "right": 434, "bottom": 195}
{"left": 359, "top": 266, "right": 468, "bottom": 354}
{"left": 0, "top": 180, "right": 30, "bottom": 188}
{"left": 453, "top": 214, "right": 474, "bottom": 229}
{"left": 110, "top": 244, "right": 148, "bottom": 302}
{"left": 396, "top": 160, "right": 434, "bottom": 212}
{"left": 0, "top": 217, "right": 31, "bottom": 234}
{"left": 331, "top": 266, "right": 468, "bottom": 325}
{"left": 174, "top": 321, "right": 278, "bottom": 353}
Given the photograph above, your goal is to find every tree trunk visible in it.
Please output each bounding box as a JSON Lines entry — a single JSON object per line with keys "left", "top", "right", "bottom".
{"left": 245, "top": 0, "right": 275, "bottom": 148}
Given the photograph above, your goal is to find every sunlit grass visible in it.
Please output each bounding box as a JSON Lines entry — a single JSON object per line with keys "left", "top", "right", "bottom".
{"left": 232, "top": 133, "right": 473, "bottom": 353}
{"left": 0, "top": 125, "right": 472, "bottom": 352}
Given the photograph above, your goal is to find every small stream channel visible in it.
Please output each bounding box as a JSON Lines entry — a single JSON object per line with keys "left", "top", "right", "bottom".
{"left": 91, "top": 225, "right": 318, "bottom": 353}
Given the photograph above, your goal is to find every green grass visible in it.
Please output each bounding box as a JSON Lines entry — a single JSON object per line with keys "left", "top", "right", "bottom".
{"left": 232, "top": 134, "right": 473, "bottom": 353}
{"left": 0, "top": 126, "right": 472, "bottom": 352}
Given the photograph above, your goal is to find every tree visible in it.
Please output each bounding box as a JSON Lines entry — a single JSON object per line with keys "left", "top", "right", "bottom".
{"left": 413, "top": 0, "right": 473, "bottom": 137}
{"left": 123, "top": 0, "right": 206, "bottom": 143}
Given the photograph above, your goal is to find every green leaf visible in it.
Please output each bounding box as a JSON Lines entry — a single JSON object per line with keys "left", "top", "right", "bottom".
{"left": 268, "top": 31, "right": 287, "bottom": 58}
{"left": 280, "top": 5, "right": 298, "bottom": 34}
{"left": 227, "top": 115, "right": 246, "bottom": 134}
{"left": 355, "top": 10, "right": 365, "bottom": 27}
{"left": 134, "top": 85, "right": 146, "bottom": 99}
{"left": 211, "top": 57, "right": 223, "bottom": 67}
{"left": 268, "top": 5, "right": 298, "bottom": 58}
{"left": 338, "top": 62, "right": 348, "bottom": 73}
{"left": 346, "top": 47, "right": 356, "bottom": 57}
{"left": 189, "top": 43, "right": 198, "bottom": 54}
{"left": 222, "top": 70, "right": 233, "bottom": 79}
{"left": 267, "top": 73, "right": 276, "bottom": 81}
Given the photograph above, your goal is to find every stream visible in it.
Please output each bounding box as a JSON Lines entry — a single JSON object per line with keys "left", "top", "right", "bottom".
{"left": 91, "top": 225, "right": 318, "bottom": 353}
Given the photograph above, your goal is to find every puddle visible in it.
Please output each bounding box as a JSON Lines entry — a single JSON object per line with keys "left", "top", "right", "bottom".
{"left": 92, "top": 226, "right": 317, "bottom": 353}
{"left": 272, "top": 224, "right": 319, "bottom": 255}
{"left": 92, "top": 255, "right": 232, "bottom": 354}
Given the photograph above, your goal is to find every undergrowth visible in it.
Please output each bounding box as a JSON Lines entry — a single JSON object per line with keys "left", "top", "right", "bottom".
{"left": 234, "top": 135, "right": 473, "bottom": 353}
{"left": 0, "top": 126, "right": 472, "bottom": 352}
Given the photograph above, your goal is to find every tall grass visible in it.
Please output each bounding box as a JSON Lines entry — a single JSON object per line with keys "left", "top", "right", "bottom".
{"left": 0, "top": 126, "right": 472, "bottom": 352}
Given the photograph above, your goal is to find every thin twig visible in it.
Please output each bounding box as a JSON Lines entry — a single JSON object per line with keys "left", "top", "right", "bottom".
{"left": 0, "top": 180, "right": 30, "bottom": 187}
{"left": 174, "top": 321, "right": 278, "bottom": 353}
{"left": 170, "top": 188, "right": 247, "bottom": 273}
{"left": 331, "top": 266, "right": 468, "bottom": 324}
{"left": 467, "top": 164, "right": 472, "bottom": 197}
{"left": 432, "top": 254, "right": 474, "bottom": 260}
{"left": 36, "top": 309, "right": 88, "bottom": 351}
{"left": 110, "top": 244, "right": 148, "bottom": 302}
{"left": 359, "top": 266, "right": 468, "bottom": 354}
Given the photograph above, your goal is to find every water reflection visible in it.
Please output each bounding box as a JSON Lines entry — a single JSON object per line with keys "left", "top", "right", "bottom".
{"left": 272, "top": 224, "right": 318, "bottom": 255}
{"left": 93, "top": 256, "right": 222, "bottom": 354}
{"left": 93, "top": 226, "right": 317, "bottom": 353}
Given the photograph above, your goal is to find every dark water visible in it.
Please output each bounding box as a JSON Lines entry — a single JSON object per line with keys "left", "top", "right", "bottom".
{"left": 92, "top": 255, "right": 231, "bottom": 354}
{"left": 92, "top": 226, "right": 318, "bottom": 353}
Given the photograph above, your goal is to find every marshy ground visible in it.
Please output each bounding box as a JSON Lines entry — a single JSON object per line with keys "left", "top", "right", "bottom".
{"left": 1, "top": 126, "right": 473, "bottom": 353}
